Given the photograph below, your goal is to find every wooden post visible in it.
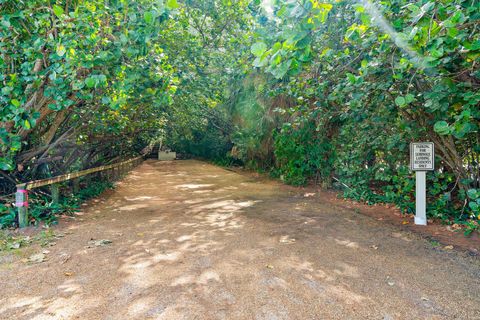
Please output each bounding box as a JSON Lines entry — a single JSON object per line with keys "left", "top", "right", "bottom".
{"left": 72, "top": 179, "right": 80, "bottom": 193}
{"left": 51, "top": 184, "right": 60, "bottom": 204}
{"left": 12, "top": 157, "right": 141, "bottom": 228}
{"left": 16, "top": 186, "right": 29, "bottom": 228}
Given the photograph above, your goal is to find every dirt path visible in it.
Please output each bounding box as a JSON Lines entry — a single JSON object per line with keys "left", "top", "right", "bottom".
{"left": 1, "top": 160, "right": 479, "bottom": 320}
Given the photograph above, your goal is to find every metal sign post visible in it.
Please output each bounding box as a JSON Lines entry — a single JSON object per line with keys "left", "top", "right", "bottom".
{"left": 410, "top": 142, "right": 434, "bottom": 225}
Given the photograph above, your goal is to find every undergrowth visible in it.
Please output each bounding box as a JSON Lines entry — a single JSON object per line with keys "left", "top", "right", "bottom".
{"left": 0, "top": 229, "right": 57, "bottom": 253}
{"left": 0, "top": 180, "right": 114, "bottom": 229}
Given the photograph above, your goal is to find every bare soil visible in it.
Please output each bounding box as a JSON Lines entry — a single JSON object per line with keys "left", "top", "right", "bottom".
{"left": 0, "top": 160, "right": 479, "bottom": 320}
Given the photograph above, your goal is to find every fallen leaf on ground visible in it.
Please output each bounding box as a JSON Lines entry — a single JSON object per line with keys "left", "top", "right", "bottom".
{"left": 9, "top": 242, "right": 21, "bottom": 249}
{"left": 279, "top": 237, "right": 296, "bottom": 244}
{"left": 64, "top": 272, "right": 74, "bottom": 277}
{"left": 446, "top": 225, "right": 460, "bottom": 232}
{"left": 87, "top": 239, "right": 113, "bottom": 247}
{"left": 28, "top": 253, "right": 46, "bottom": 264}
{"left": 59, "top": 253, "right": 71, "bottom": 264}
{"left": 386, "top": 276, "right": 395, "bottom": 286}
{"left": 402, "top": 221, "right": 409, "bottom": 225}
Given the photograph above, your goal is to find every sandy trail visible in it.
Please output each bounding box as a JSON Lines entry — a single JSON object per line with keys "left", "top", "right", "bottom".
{"left": 0, "top": 160, "right": 479, "bottom": 320}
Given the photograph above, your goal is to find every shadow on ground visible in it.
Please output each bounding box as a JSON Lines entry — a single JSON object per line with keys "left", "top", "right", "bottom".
{"left": 0, "top": 160, "right": 479, "bottom": 319}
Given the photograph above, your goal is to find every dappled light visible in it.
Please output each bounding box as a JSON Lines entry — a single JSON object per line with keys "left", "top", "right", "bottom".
{"left": 175, "top": 184, "right": 215, "bottom": 190}
{"left": 1, "top": 0, "right": 480, "bottom": 317}
{"left": 334, "top": 238, "right": 360, "bottom": 250}
{"left": 0, "top": 160, "right": 479, "bottom": 319}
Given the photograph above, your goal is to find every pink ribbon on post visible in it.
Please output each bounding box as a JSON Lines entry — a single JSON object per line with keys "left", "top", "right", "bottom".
{"left": 15, "top": 189, "right": 29, "bottom": 208}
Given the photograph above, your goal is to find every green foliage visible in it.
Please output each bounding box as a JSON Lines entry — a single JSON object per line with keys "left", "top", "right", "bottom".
{"left": 0, "top": 229, "right": 57, "bottom": 252}
{"left": 229, "top": 75, "right": 276, "bottom": 169}
{"left": 162, "top": 0, "right": 480, "bottom": 232}
{"left": 0, "top": 179, "right": 114, "bottom": 229}
{"left": 1, "top": 0, "right": 177, "bottom": 173}
{"left": 28, "top": 180, "right": 114, "bottom": 227}
{"left": 159, "top": 0, "right": 253, "bottom": 161}
{"left": 237, "top": 0, "right": 480, "bottom": 231}
{"left": 169, "top": 124, "right": 232, "bottom": 160}
{"left": 77, "top": 180, "right": 114, "bottom": 201}
{"left": 274, "top": 120, "right": 335, "bottom": 186}
{"left": 251, "top": 42, "right": 268, "bottom": 57}
{"left": 466, "top": 189, "right": 480, "bottom": 234}
{"left": 0, "top": 231, "right": 29, "bottom": 252}
{"left": 0, "top": 204, "right": 16, "bottom": 229}
{"left": 1, "top": 0, "right": 479, "bottom": 234}
{"left": 462, "top": 219, "right": 480, "bottom": 236}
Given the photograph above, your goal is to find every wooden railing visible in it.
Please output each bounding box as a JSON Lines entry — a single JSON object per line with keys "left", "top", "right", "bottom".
{"left": 14, "top": 156, "right": 144, "bottom": 228}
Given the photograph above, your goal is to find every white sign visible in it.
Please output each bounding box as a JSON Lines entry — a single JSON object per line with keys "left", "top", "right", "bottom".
{"left": 410, "top": 142, "right": 434, "bottom": 171}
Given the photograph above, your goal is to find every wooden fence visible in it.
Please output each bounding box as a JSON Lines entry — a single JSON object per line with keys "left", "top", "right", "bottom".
{"left": 14, "top": 156, "right": 144, "bottom": 228}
